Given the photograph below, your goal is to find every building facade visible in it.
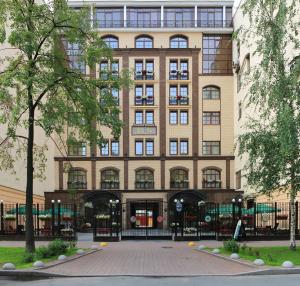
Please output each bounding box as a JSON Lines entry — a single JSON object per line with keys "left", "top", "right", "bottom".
{"left": 44, "top": 0, "right": 243, "bottom": 229}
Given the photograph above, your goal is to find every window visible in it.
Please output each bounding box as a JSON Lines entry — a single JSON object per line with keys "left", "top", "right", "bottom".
{"left": 94, "top": 8, "right": 123, "bottom": 28}
{"left": 135, "top": 169, "right": 154, "bottom": 189}
{"left": 169, "top": 111, "right": 178, "bottom": 125}
{"left": 198, "top": 7, "right": 223, "bottom": 27}
{"left": 170, "top": 169, "right": 189, "bottom": 189}
{"left": 145, "top": 111, "right": 154, "bottom": 124}
{"left": 180, "top": 111, "right": 188, "bottom": 124}
{"left": 68, "top": 142, "right": 87, "bottom": 156}
{"left": 65, "top": 41, "right": 85, "bottom": 74}
{"left": 203, "top": 169, "right": 221, "bottom": 188}
{"left": 145, "top": 140, "right": 154, "bottom": 155}
{"left": 101, "top": 169, "right": 120, "bottom": 189}
{"left": 135, "top": 111, "right": 143, "bottom": 124}
{"left": 203, "top": 35, "right": 232, "bottom": 74}
{"left": 111, "top": 88, "right": 119, "bottom": 105}
{"left": 127, "top": 8, "right": 161, "bottom": 28}
{"left": 236, "top": 170, "right": 241, "bottom": 189}
{"left": 202, "top": 141, "right": 220, "bottom": 155}
{"left": 102, "top": 36, "right": 119, "bottom": 49}
{"left": 180, "top": 60, "right": 189, "bottom": 79}
{"left": 180, "top": 85, "right": 188, "bottom": 98}
{"left": 180, "top": 140, "right": 188, "bottom": 155}
{"left": 101, "top": 141, "right": 109, "bottom": 156}
{"left": 170, "top": 35, "right": 188, "bottom": 48}
{"left": 135, "top": 36, "right": 153, "bottom": 48}
{"left": 100, "top": 60, "right": 119, "bottom": 79}
{"left": 135, "top": 140, "right": 143, "bottom": 155}
{"left": 225, "top": 7, "right": 233, "bottom": 27}
{"left": 135, "top": 60, "right": 154, "bottom": 80}
{"left": 203, "top": 86, "right": 220, "bottom": 99}
{"left": 68, "top": 169, "right": 87, "bottom": 189}
{"left": 170, "top": 140, "right": 178, "bottom": 155}
{"left": 164, "top": 8, "right": 194, "bottom": 28}
{"left": 111, "top": 141, "right": 119, "bottom": 156}
{"left": 203, "top": 112, "right": 220, "bottom": 125}
{"left": 238, "top": 102, "right": 242, "bottom": 120}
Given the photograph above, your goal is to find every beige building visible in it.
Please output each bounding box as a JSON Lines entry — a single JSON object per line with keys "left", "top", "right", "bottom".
{"left": 233, "top": 0, "right": 300, "bottom": 202}
{"left": 43, "top": 0, "right": 243, "bottom": 231}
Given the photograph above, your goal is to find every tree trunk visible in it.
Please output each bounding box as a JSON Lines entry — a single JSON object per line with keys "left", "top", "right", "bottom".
{"left": 25, "top": 106, "right": 35, "bottom": 253}
{"left": 289, "top": 193, "right": 296, "bottom": 250}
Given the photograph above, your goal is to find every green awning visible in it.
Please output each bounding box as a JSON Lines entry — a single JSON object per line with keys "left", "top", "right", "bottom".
{"left": 7, "top": 206, "right": 38, "bottom": 215}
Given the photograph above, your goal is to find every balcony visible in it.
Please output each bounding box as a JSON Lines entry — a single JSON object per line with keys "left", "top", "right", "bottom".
{"left": 170, "top": 181, "right": 189, "bottom": 189}
{"left": 135, "top": 181, "right": 154, "bottom": 189}
{"left": 101, "top": 181, "right": 120, "bottom": 190}
{"left": 197, "top": 20, "right": 233, "bottom": 28}
{"left": 202, "top": 180, "right": 221, "bottom": 189}
{"left": 67, "top": 181, "right": 87, "bottom": 190}
{"left": 164, "top": 20, "right": 194, "bottom": 28}
{"left": 135, "top": 70, "right": 155, "bottom": 80}
{"left": 132, "top": 125, "right": 157, "bottom": 136}
{"left": 169, "top": 96, "right": 189, "bottom": 105}
{"left": 94, "top": 20, "right": 124, "bottom": 28}
{"left": 127, "top": 20, "right": 161, "bottom": 28}
{"left": 135, "top": 96, "right": 154, "bottom": 106}
{"left": 169, "top": 70, "right": 189, "bottom": 80}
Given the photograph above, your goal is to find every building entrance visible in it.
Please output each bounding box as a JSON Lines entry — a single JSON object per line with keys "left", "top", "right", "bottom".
{"left": 130, "top": 202, "right": 159, "bottom": 229}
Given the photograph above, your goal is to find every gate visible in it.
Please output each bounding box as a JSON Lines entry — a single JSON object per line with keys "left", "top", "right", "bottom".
{"left": 120, "top": 200, "right": 172, "bottom": 240}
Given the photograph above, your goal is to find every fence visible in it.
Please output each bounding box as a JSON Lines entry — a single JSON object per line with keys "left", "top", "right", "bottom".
{"left": 0, "top": 202, "right": 77, "bottom": 240}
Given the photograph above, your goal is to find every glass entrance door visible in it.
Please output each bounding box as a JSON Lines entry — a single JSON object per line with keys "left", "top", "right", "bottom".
{"left": 135, "top": 209, "right": 153, "bottom": 228}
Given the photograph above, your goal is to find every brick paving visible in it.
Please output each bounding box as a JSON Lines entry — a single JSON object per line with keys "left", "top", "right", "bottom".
{"left": 40, "top": 241, "right": 258, "bottom": 276}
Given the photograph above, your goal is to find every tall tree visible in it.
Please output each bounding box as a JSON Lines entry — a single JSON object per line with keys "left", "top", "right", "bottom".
{"left": 236, "top": 0, "right": 300, "bottom": 249}
{"left": 0, "top": 0, "right": 129, "bottom": 252}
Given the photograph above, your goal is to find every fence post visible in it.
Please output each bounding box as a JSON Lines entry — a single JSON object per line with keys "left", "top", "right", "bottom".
{"left": 110, "top": 203, "right": 113, "bottom": 238}
{"left": 275, "top": 202, "right": 278, "bottom": 229}
{"left": 51, "top": 200, "right": 55, "bottom": 237}
{"left": 196, "top": 203, "right": 200, "bottom": 239}
{"left": 0, "top": 201, "right": 4, "bottom": 234}
{"left": 57, "top": 201, "right": 61, "bottom": 236}
{"left": 73, "top": 204, "right": 77, "bottom": 232}
{"left": 289, "top": 202, "right": 291, "bottom": 232}
{"left": 232, "top": 202, "right": 235, "bottom": 235}
{"left": 216, "top": 203, "right": 220, "bottom": 239}
{"left": 174, "top": 205, "right": 178, "bottom": 238}
{"left": 37, "top": 204, "right": 40, "bottom": 236}
{"left": 296, "top": 201, "right": 299, "bottom": 234}
{"left": 16, "top": 203, "right": 19, "bottom": 234}
{"left": 253, "top": 202, "right": 257, "bottom": 235}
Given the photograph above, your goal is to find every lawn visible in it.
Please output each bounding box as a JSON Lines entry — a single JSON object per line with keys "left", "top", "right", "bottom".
{"left": 215, "top": 246, "right": 300, "bottom": 266}
{"left": 0, "top": 246, "right": 77, "bottom": 269}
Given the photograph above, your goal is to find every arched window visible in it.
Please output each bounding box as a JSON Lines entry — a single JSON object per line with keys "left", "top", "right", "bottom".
{"left": 135, "top": 35, "right": 153, "bottom": 48}
{"left": 101, "top": 169, "right": 120, "bottom": 189}
{"left": 170, "top": 35, "right": 188, "bottom": 48}
{"left": 102, "top": 35, "right": 119, "bottom": 49}
{"left": 68, "top": 168, "right": 87, "bottom": 189}
{"left": 203, "top": 86, "right": 220, "bottom": 100}
{"left": 135, "top": 169, "right": 154, "bottom": 189}
{"left": 170, "top": 168, "right": 189, "bottom": 189}
{"left": 202, "top": 168, "right": 221, "bottom": 188}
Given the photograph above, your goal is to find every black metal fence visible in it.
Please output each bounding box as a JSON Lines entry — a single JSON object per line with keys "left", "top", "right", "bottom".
{"left": 0, "top": 202, "right": 77, "bottom": 239}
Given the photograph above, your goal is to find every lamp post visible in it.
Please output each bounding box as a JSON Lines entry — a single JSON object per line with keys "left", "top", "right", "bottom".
{"left": 0, "top": 200, "right": 4, "bottom": 235}
{"left": 232, "top": 198, "right": 243, "bottom": 232}
{"left": 109, "top": 199, "right": 120, "bottom": 237}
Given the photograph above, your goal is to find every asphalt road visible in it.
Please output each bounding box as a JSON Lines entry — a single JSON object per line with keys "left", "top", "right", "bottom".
{"left": 0, "top": 275, "right": 299, "bottom": 286}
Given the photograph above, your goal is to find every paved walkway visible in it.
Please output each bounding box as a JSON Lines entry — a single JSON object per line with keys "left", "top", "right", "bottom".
{"left": 40, "top": 241, "right": 258, "bottom": 276}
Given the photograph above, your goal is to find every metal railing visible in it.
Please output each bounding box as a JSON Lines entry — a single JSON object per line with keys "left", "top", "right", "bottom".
{"left": 170, "top": 181, "right": 189, "bottom": 189}
{"left": 135, "top": 96, "right": 154, "bottom": 105}
{"left": 135, "top": 181, "right": 154, "bottom": 189}
{"left": 169, "top": 71, "right": 189, "bottom": 80}
{"left": 101, "top": 181, "right": 120, "bottom": 190}
{"left": 169, "top": 96, "right": 189, "bottom": 105}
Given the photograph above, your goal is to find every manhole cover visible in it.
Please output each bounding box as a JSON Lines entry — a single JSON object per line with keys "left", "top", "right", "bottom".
{"left": 161, "top": 246, "right": 173, "bottom": 249}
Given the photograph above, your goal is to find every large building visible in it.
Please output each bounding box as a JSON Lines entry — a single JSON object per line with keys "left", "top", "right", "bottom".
{"left": 44, "top": 0, "right": 243, "bottom": 229}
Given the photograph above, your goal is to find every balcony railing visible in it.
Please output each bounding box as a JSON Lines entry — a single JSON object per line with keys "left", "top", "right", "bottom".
{"left": 100, "top": 70, "right": 119, "bottom": 80}
{"left": 132, "top": 125, "right": 157, "bottom": 135}
{"left": 164, "top": 20, "right": 195, "bottom": 28}
{"left": 135, "top": 70, "right": 155, "bottom": 80}
{"left": 170, "top": 181, "right": 189, "bottom": 189}
{"left": 92, "top": 19, "right": 233, "bottom": 29}
{"left": 169, "top": 70, "right": 189, "bottom": 80}
{"left": 202, "top": 180, "right": 222, "bottom": 189}
{"left": 101, "top": 181, "right": 120, "bottom": 190}
{"left": 169, "top": 96, "right": 189, "bottom": 105}
{"left": 127, "top": 20, "right": 161, "bottom": 28}
{"left": 135, "top": 96, "right": 154, "bottom": 105}
{"left": 67, "top": 181, "right": 87, "bottom": 190}
{"left": 135, "top": 181, "right": 154, "bottom": 189}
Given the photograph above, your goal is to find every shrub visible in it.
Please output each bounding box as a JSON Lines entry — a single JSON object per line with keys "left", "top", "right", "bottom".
{"left": 68, "top": 240, "right": 77, "bottom": 249}
{"left": 22, "top": 252, "right": 34, "bottom": 263}
{"left": 223, "top": 239, "right": 240, "bottom": 253}
{"left": 36, "top": 246, "right": 52, "bottom": 259}
{"left": 254, "top": 249, "right": 260, "bottom": 258}
{"left": 241, "top": 243, "right": 247, "bottom": 251}
{"left": 48, "top": 239, "right": 68, "bottom": 256}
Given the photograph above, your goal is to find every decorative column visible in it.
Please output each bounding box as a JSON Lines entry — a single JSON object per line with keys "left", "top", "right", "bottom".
{"left": 223, "top": 6, "right": 226, "bottom": 27}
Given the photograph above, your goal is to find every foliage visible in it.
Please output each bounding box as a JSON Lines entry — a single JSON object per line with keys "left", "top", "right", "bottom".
{"left": 220, "top": 246, "right": 300, "bottom": 266}
{"left": 223, "top": 239, "right": 240, "bottom": 253}
{"left": 22, "top": 252, "right": 35, "bottom": 263}
{"left": 236, "top": 0, "right": 300, "bottom": 249}
{"left": 35, "top": 246, "right": 52, "bottom": 259}
{"left": 0, "top": 0, "right": 130, "bottom": 252}
{"left": 48, "top": 239, "right": 69, "bottom": 256}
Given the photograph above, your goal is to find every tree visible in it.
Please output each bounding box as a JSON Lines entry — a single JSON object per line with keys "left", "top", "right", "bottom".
{"left": 0, "top": 0, "right": 129, "bottom": 252}
{"left": 236, "top": 0, "right": 300, "bottom": 249}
